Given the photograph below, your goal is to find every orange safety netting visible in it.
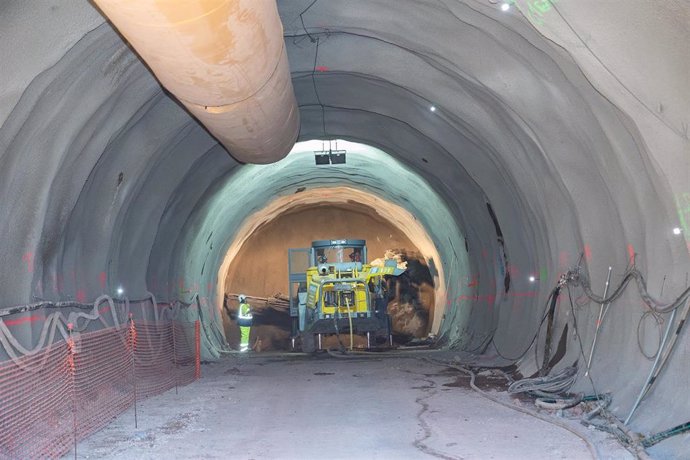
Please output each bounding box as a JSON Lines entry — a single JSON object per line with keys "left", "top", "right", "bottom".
{"left": 0, "top": 319, "right": 200, "bottom": 459}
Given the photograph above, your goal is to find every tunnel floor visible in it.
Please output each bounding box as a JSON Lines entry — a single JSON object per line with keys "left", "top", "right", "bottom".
{"left": 75, "top": 352, "right": 632, "bottom": 459}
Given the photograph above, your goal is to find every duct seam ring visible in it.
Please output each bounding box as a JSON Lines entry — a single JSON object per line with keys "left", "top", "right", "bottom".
{"left": 186, "top": 40, "right": 288, "bottom": 113}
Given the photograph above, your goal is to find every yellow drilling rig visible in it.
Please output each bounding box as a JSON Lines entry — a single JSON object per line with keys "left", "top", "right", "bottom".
{"left": 288, "top": 239, "right": 405, "bottom": 352}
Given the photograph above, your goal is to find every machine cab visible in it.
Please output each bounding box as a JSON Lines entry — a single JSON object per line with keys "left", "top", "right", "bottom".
{"left": 311, "top": 239, "right": 367, "bottom": 272}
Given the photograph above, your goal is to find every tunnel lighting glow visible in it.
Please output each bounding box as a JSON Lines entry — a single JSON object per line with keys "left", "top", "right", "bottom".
{"left": 500, "top": 3, "right": 510, "bottom": 11}
{"left": 673, "top": 227, "right": 682, "bottom": 235}
{"left": 116, "top": 287, "right": 124, "bottom": 296}
{"left": 528, "top": 276, "right": 536, "bottom": 283}
{"left": 430, "top": 105, "right": 436, "bottom": 112}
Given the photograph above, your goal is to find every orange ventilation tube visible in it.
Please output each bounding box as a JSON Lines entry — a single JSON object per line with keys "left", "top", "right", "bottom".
{"left": 93, "top": 0, "right": 299, "bottom": 164}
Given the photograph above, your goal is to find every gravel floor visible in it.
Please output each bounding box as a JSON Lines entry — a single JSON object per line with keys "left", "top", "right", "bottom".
{"left": 73, "top": 351, "right": 633, "bottom": 459}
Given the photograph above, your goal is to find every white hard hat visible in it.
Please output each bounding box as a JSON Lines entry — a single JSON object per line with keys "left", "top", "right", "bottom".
{"left": 238, "top": 294, "right": 246, "bottom": 302}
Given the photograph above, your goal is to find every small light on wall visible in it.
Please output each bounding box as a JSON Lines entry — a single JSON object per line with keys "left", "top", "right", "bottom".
{"left": 500, "top": 3, "right": 510, "bottom": 11}
{"left": 430, "top": 105, "right": 436, "bottom": 112}
{"left": 673, "top": 227, "right": 682, "bottom": 235}
{"left": 528, "top": 276, "right": 536, "bottom": 283}
{"left": 116, "top": 287, "right": 124, "bottom": 296}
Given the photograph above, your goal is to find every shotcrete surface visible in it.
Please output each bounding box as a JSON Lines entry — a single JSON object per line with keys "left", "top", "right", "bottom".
{"left": 1, "top": 1, "right": 689, "bottom": 457}
{"left": 74, "top": 353, "right": 631, "bottom": 460}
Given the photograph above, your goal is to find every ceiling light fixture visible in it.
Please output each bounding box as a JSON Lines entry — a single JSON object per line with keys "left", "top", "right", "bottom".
{"left": 430, "top": 105, "right": 436, "bottom": 112}
{"left": 673, "top": 227, "right": 682, "bottom": 235}
{"left": 314, "top": 140, "right": 347, "bottom": 165}
{"left": 500, "top": 2, "right": 510, "bottom": 11}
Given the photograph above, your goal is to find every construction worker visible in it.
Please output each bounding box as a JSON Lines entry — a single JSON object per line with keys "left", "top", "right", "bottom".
{"left": 237, "top": 294, "right": 253, "bottom": 352}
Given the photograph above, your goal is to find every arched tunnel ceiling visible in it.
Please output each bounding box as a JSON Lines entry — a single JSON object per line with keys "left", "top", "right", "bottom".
{"left": 0, "top": 1, "right": 689, "bottom": 456}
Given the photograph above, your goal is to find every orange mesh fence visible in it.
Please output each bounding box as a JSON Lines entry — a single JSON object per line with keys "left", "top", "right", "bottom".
{"left": 174, "top": 321, "right": 199, "bottom": 386}
{"left": 0, "top": 318, "right": 200, "bottom": 459}
{"left": 72, "top": 327, "right": 134, "bottom": 443}
{"left": 0, "top": 343, "right": 72, "bottom": 459}
{"left": 133, "top": 320, "right": 199, "bottom": 397}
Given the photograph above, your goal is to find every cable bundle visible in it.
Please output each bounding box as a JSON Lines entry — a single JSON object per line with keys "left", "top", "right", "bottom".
{"left": 507, "top": 365, "right": 578, "bottom": 395}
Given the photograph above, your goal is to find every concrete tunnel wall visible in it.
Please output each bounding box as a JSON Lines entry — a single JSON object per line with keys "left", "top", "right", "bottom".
{"left": 0, "top": 0, "right": 688, "bottom": 457}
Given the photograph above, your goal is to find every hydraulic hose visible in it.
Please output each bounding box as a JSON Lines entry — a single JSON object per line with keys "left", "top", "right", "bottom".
{"left": 540, "top": 286, "right": 561, "bottom": 375}
{"left": 567, "top": 266, "right": 690, "bottom": 314}
{"left": 642, "top": 421, "right": 690, "bottom": 448}
{"left": 345, "top": 296, "right": 354, "bottom": 351}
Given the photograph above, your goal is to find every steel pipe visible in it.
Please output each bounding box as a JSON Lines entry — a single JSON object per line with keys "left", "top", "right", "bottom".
{"left": 93, "top": 0, "right": 299, "bottom": 164}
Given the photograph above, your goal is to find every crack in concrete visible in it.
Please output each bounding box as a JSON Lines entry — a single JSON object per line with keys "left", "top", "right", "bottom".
{"left": 413, "top": 376, "right": 463, "bottom": 460}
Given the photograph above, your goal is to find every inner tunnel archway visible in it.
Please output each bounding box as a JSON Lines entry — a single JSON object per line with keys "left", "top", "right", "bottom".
{"left": 220, "top": 192, "right": 440, "bottom": 350}
{"left": 201, "top": 140, "right": 471, "bottom": 351}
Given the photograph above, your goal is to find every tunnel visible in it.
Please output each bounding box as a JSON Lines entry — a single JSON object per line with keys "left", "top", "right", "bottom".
{"left": 0, "top": 0, "right": 689, "bottom": 458}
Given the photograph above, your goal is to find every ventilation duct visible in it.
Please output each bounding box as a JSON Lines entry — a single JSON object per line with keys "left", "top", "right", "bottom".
{"left": 93, "top": 0, "right": 299, "bottom": 164}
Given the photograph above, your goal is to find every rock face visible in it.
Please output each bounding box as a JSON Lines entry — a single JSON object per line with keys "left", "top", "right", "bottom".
{"left": 223, "top": 203, "right": 435, "bottom": 349}
{"left": 0, "top": 1, "right": 688, "bottom": 457}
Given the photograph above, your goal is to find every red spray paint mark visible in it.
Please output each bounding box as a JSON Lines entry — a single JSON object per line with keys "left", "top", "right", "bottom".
{"left": 99, "top": 306, "right": 111, "bottom": 315}
{"left": 207, "top": 283, "right": 213, "bottom": 293}
{"left": 179, "top": 279, "right": 185, "bottom": 291}
{"left": 454, "top": 292, "right": 533, "bottom": 304}
{"left": 481, "top": 248, "right": 488, "bottom": 259}
{"left": 584, "top": 244, "right": 592, "bottom": 262}
{"left": 99, "top": 272, "right": 107, "bottom": 290}
{"left": 76, "top": 290, "right": 86, "bottom": 303}
{"left": 22, "top": 252, "right": 33, "bottom": 273}
{"left": 315, "top": 65, "right": 329, "bottom": 72}
{"left": 627, "top": 244, "right": 635, "bottom": 263}
{"left": 4, "top": 315, "right": 45, "bottom": 326}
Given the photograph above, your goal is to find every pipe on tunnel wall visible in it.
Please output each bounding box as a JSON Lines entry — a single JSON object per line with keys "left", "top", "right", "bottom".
{"left": 92, "top": 0, "right": 299, "bottom": 164}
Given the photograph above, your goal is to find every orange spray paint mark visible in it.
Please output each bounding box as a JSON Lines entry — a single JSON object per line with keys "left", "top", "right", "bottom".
{"left": 584, "top": 244, "right": 592, "bottom": 262}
